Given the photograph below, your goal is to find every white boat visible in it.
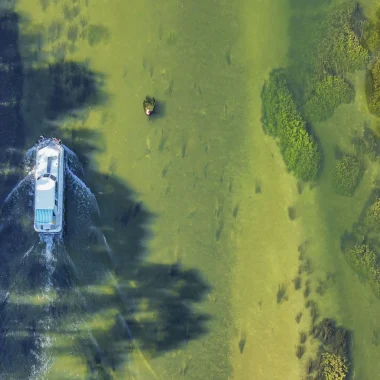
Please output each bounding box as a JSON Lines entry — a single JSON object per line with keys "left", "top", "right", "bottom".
{"left": 34, "top": 137, "right": 64, "bottom": 233}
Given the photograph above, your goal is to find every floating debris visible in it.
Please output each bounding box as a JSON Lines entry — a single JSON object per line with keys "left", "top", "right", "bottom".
{"left": 143, "top": 95, "right": 156, "bottom": 116}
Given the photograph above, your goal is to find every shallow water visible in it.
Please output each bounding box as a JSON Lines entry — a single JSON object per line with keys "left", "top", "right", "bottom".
{"left": 0, "top": 0, "right": 379, "bottom": 378}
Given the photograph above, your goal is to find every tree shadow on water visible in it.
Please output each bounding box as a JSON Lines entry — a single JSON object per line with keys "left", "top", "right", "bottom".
{"left": 60, "top": 133, "right": 211, "bottom": 376}
{"left": 0, "top": 7, "right": 210, "bottom": 379}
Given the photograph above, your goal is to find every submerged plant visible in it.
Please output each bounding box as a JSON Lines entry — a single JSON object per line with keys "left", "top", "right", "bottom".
{"left": 366, "top": 57, "right": 380, "bottom": 116}
{"left": 304, "top": 75, "right": 355, "bottom": 123}
{"left": 319, "top": 352, "right": 349, "bottom": 380}
{"left": 276, "top": 283, "right": 288, "bottom": 304}
{"left": 287, "top": 2, "right": 369, "bottom": 123}
{"left": 332, "top": 156, "right": 363, "bottom": 196}
{"left": 261, "top": 70, "right": 321, "bottom": 181}
{"left": 344, "top": 244, "right": 380, "bottom": 297}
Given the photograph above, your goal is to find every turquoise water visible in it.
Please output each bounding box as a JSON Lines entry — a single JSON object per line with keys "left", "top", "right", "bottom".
{"left": 0, "top": 0, "right": 379, "bottom": 378}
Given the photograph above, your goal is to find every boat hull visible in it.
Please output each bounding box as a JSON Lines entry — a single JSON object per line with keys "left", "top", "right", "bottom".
{"left": 34, "top": 138, "right": 64, "bottom": 233}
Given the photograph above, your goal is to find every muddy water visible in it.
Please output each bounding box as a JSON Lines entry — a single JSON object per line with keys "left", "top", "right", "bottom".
{"left": 6, "top": 0, "right": 380, "bottom": 378}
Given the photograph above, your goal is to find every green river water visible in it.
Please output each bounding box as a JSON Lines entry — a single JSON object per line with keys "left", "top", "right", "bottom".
{"left": 0, "top": 0, "right": 380, "bottom": 378}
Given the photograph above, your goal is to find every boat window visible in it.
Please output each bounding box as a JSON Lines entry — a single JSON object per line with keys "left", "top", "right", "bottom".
{"left": 43, "top": 173, "right": 49, "bottom": 178}
{"left": 50, "top": 175, "right": 57, "bottom": 181}
{"left": 55, "top": 182, "right": 58, "bottom": 197}
{"left": 47, "top": 157, "right": 54, "bottom": 173}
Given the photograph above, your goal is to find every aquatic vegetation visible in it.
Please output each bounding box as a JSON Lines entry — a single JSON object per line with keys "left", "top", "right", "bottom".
{"left": 255, "top": 181, "right": 262, "bottom": 194}
{"left": 304, "top": 76, "right": 354, "bottom": 123}
{"left": 288, "top": 2, "right": 369, "bottom": 122}
{"left": 300, "top": 332, "right": 307, "bottom": 344}
{"left": 307, "top": 2, "right": 369, "bottom": 75}
{"left": 352, "top": 126, "right": 380, "bottom": 161}
{"left": 309, "top": 302, "right": 318, "bottom": 324}
{"left": 288, "top": 206, "right": 297, "bottom": 220}
{"left": 363, "top": 20, "right": 380, "bottom": 52}
{"left": 359, "top": 195, "right": 380, "bottom": 234}
{"left": 303, "top": 283, "right": 310, "bottom": 298}
{"left": 313, "top": 318, "right": 350, "bottom": 357}
{"left": 296, "top": 345, "right": 305, "bottom": 359}
{"left": 261, "top": 70, "right": 321, "bottom": 181}
{"left": 332, "top": 156, "right": 363, "bottom": 196}
{"left": 344, "top": 244, "right": 378, "bottom": 277}
{"left": 238, "top": 335, "right": 246, "bottom": 354}
{"left": 298, "top": 257, "right": 313, "bottom": 275}
{"left": 316, "top": 278, "right": 328, "bottom": 295}
{"left": 343, "top": 244, "right": 380, "bottom": 297}
{"left": 293, "top": 276, "right": 302, "bottom": 290}
{"left": 306, "top": 358, "right": 319, "bottom": 375}
{"left": 319, "top": 352, "right": 349, "bottom": 380}
{"left": 87, "top": 24, "right": 109, "bottom": 47}
{"left": 276, "top": 283, "right": 288, "bottom": 304}
{"left": 366, "top": 57, "right": 380, "bottom": 116}
{"left": 295, "top": 312, "right": 303, "bottom": 324}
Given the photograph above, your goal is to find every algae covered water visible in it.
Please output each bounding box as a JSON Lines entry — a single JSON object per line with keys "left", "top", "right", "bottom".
{"left": 0, "top": 0, "right": 380, "bottom": 378}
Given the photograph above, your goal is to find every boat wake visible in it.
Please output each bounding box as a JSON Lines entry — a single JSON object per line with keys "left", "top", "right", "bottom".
{"left": 0, "top": 144, "right": 124, "bottom": 379}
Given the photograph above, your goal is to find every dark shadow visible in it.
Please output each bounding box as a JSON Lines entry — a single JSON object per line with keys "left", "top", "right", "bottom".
{"left": 0, "top": 6, "right": 210, "bottom": 379}
{"left": 149, "top": 99, "right": 167, "bottom": 121}
{"left": 0, "top": 10, "right": 26, "bottom": 205}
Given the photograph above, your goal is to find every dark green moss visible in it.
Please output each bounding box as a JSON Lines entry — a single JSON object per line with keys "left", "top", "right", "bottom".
{"left": 343, "top": 244, "right": 380, "bottom": 297}
{"left": 332, "top": 156, "right": 363, "bottom": 196}
{"left": 304, "top": 76, "right": 355, "bottom": 123}
{"left": 288, "top": 2, "right": 369, "bottom": 123}
{"left": 366, "top": 57, "right": 380, "bottom": 117}
{"left": 87, "top": 24, "right": 109, "bottom": 47}
{"left": 261, "top": 70, "right": 321, "bottom": 182}
{"left": 363, "top": 19, "right": 380, "bottom": 52}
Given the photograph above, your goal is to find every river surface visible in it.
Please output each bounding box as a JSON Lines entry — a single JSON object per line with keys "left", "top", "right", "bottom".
{"left": 0, "top": 0, "right": 379, "bottom": 379}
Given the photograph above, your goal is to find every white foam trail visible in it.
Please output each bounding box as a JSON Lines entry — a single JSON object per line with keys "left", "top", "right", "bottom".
{"left": 67, "top": 168, "right": 100, "bottom": 217}
{"left": 2, "top": 174, "right": 33, "bottom": 205}
{"left": 62, "top": 144, "right": 76, "bottom": 158}
{"left": 21, "top": 244, "right": 35, "bottom": 261}
{"left": 102, "top": 233, "right": 116, "bottom": 263}
{"left": 63, "top": 144, "right": 85, "bottom": 179}
{"left": 22, "top": 147, "right": 36, "bottom": 174}
{"left": 29, "top": 235, "right": 57, "bottom": 380}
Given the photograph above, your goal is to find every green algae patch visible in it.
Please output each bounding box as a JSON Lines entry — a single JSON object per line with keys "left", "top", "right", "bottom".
{"left": 341, "top": 191, "right": 380, "bottom": 299}
{"left": 261, "top": 70, "right": 321, "bottom": 181}
{"left": 343, "top": 244, "right": 380, "bottom": 298}
{"left": 305, "top": 76, "right": 355, "bottom": 123}
{"left": 288, "top": 2, "right": 369, "bottom": 123}
{"left": 366, "top": 57, "right": 380, "bottom": 117}
{"left": 310, "top": 318, "right": 352, "bottom": 380}
{"left": 332, "top": 156, "right": 363, "bottom": 196}
{"left": 319, "top": 352, "right": 349, "bottom": 380}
